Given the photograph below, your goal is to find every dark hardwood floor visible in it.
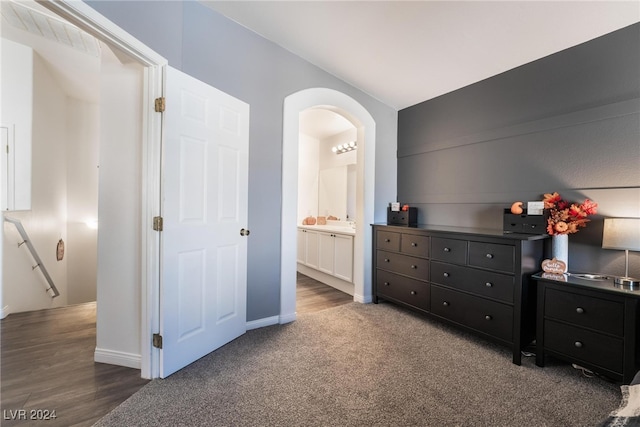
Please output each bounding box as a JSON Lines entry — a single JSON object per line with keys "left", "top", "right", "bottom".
{"left": 0, "top": 302, "right": 149, "bottom": 427}
{"left": 296, "top": 272, "right": 353, "bottom": 314}
{"left": 0, "top": 276, "right": 350, "bottom": 426}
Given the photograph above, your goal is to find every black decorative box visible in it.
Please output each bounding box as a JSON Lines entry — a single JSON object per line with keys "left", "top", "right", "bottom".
{"left": 387, "top": 207, "right": 417, "bottom": 226}
{"left": 503, "top": 209, "right": 548, "bottom": 234}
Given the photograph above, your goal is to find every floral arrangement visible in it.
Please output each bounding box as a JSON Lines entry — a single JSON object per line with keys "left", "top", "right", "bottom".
{"left": 543, "top": 192, "right": 598, "bottom": 235}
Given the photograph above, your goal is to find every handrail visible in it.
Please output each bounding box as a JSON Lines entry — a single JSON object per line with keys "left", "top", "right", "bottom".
{"left": 4, "top": 216, "right": 60, "bottom": 298}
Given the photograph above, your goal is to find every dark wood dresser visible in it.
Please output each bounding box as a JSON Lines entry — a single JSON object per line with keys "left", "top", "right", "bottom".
{"left": 372, "top": 224, "right": 547, "bottom": 365}
{"left": 534, "top": 273, "right": 640, "bottom": 383}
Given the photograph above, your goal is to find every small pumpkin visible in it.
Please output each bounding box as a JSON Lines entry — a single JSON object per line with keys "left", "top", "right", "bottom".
{"left": 306, "top": 216, "right": 316, "bottom": 225}
{"left": 510, "top": 201, "right": 524, "bottom": 215}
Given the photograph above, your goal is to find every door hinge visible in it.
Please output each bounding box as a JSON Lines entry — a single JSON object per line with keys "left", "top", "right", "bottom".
{"left": 155, "top": 97, "right": 165, "bottom": 113}
{"left": 153, "top": 333, "right": 163, "bottom": 349}
{"left": 153, "top": 216, "right": 163, "bottom": 232}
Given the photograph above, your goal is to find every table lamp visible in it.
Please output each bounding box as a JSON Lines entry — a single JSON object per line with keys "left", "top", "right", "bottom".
{"left": 602, "top": 218, "right": 640, "bottom": 287}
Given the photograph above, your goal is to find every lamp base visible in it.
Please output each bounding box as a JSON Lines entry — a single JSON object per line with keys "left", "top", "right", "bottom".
{"left": 614, "top": 276, "right": 640, "bottom": 290}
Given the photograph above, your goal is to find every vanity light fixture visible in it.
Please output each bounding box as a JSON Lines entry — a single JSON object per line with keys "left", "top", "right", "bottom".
{"left": 602, "top": 217, "right": 640, "bottom": 288}
{"left": 331, "top": 141, "right": 357, "bottom": 154}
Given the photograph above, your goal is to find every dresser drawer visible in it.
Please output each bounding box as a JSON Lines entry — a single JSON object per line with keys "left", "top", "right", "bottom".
{"left": 545, "top": 288, "right": 624, "bottom": 336}
{"left": 544, "top": 319, "right": 623, "bottom": 373}
{"left": 430, "top": 262, "right": 514, "bottom": 304}
{"left": 431, "top": 237, "right": 467, "bottom": 265}
{"left": 401, "top": 234, "right": 429, "bottom": 258}
{"left": 376, "top": 270, "right": 429, "bottom": 311}
{"left": 468, "top": 242, "right": 515, "bottom": 273}
{"left": 376, "top": 250, "right": 429, "bottom": 280}
{"left": 431, "top": 285, "right": 513, "bottom": 342}
{"left": 377, "top": 230, "right": 400, "bottom": 252}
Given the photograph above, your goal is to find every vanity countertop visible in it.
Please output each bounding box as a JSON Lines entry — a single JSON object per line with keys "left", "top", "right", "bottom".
{"left": 298, "top": 222, "right": 355, "bottom": 235}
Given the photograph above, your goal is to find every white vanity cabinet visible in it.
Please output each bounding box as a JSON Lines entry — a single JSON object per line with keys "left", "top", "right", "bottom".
{"left": 298, "top": 226, "right": 354, "bottom": 284}
{"left": 318, "top": 232, "right": 354, "bottom": 282}
{"left": 297, "top": 228, "right": 320, "bottom": 269}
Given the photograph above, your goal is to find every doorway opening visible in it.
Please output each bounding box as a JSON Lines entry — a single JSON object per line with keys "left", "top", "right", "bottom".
{"left": 281, "top": 88, "right": 376, "bottom": 323}
{"left": 1, "top": 0, "right": 166, "bottom": 379}
{"left": 297, "top": 108, "right": 357, "bottom": 299}
{"left": 1, "top": 0, "right": 102, "bottom": 314}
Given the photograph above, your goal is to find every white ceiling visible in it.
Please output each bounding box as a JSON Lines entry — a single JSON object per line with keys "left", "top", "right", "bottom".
{"left": 202, "top": 0, "right": 640, "bottom": 111}
{"left": 299, "top": 108, "right": 355, "bottom": 139}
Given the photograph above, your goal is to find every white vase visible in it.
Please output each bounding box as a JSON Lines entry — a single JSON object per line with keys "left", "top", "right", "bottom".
{"left": 552, "top": 234, "right": 569, "bottom": 272}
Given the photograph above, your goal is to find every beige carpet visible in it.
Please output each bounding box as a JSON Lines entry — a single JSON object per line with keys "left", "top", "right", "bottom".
{"left": 95, "top": 302, "right": 620, "bottom": 426}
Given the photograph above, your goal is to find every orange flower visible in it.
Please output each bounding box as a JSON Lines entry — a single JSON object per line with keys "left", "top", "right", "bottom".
{"left": 543, "top": 192, "right": 562, "bottom": 209}
{"left": 569, "top": 204, "right": 586, "bottom": 218}
{"left": 582, "top": 199, "right": 598, "bottom": 215}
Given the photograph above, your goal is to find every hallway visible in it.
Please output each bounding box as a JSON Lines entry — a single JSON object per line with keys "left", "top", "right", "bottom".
{"left": 0, "top": 302, "right": 148, "bottom": 427}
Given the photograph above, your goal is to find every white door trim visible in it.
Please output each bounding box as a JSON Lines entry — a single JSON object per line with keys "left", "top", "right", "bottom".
{"left": 39, "top": 0, "right": 167, "bottom": 379}
{"left": 281, "top": 88, "right": 376, "bottom": 323}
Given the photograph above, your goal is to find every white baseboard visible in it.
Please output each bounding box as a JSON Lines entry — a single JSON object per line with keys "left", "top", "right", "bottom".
{"left": 246, "top": 315, "right": 280, "bottom": 330}
{"left": 94, "top": 347, "right": 141, "bottom": 369}
{"left": 297, "top": 264, "right": 355, "bottom": 296}
{"left": 0, "top": 305, "right": 10, "bottom": 319}
{"left": 279, "top": 312, "right": 297, "bottom": 324}
{"left": 354, "top": 293, "right": 372, "bottom": 304}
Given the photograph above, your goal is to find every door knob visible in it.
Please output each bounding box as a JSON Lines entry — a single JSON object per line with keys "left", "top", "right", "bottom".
{"left": 240, "top": 228, "right": 250, "bottom": 236}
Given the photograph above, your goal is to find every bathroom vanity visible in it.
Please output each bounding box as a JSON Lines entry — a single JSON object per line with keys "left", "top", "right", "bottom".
{"left": 298, "top": 221, "right": 355, "bottom": 295}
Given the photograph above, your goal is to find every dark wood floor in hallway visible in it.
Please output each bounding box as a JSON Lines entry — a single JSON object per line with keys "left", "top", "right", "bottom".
{"left": 0, "top": 302, "right": 149, "bottom": 427}
{"left": 0, "top": 276, "right": 351, "bottom": 426}
{"left": 296, "top": 272, "right": 353, "bottom": 314}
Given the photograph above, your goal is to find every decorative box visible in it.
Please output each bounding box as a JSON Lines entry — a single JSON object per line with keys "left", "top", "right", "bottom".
{"left": 503, "top": 209, "right": 547, "bottom": 234}
{"left": 387, "top": 207, "right": 417, "bottom": 226}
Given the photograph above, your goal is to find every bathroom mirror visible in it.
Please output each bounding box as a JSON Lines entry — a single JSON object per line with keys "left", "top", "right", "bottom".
{"left": 318, "top": 164, "right": 356, "bottom": 221}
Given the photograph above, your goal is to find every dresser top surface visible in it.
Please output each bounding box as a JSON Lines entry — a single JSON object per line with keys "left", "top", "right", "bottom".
{"left": 371, "top": 223, "right": 549, "bottom": 241}
{"left": 533, "top": 272, "right": 640, "bottom": 298}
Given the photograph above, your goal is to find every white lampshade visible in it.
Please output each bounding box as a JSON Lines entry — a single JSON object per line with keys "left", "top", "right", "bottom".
{"left": 602, "top": 218, "right": 640, "bottom": 251}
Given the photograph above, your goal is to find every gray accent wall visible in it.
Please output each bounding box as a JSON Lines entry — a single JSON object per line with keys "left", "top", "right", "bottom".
{"left": 87, "top": 1, "right": 398, "bottom": 321}
{"left": 398, "top": 23, "right": 640, "bottom": 278}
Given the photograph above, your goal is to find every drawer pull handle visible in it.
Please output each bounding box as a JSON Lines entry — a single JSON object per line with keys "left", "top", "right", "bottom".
{"left": 410, "top": 291, "right": 417, "bottom": 295}
{"left": 384, "top": 258, "right": 390, "bottom": 262}
{"left": 411, "top": 265, "right": 417, "bottom": 269}
{"left": 574, "top": 341, "right": 583, "bottom": 348}
{"left": 385, "top": 239, "right": 391, "bottom": 243}
{"left": 576, "top": 307, "right": 584, "bottom": 314}
{"left": 485, "top": 282, "right": 493, "bottom": 287}
{"left": 443, "top": 247, "right": 451, "bottom": 252}
{"left": 443, "top": 272, "right": 450, "bottom": 277}
{"left": 485, "top": 315, "right": 492, "bottom": 321}
{"left": 384, "top": 282, "right": 390, "bottom": 286}
{"left": 442, "top": 301, "right": 450, "bottom": 307}
{"left": 486, "top": 253, "right": 494, "bottom": 259}
{"left": 411, "top": 242, "right": 417, "bottom": 247}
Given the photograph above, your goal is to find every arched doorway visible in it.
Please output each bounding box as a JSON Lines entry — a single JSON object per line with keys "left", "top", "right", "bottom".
{"left": 281, "top": 88, "right": 376, "bottom": 322}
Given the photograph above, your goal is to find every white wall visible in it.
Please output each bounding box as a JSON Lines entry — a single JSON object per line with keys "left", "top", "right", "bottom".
{"left": 1, "top": 38, "right": 32, "bottom": 211}
{"left": 319, "top": 128, "right": 357, "bottom": 170}
{"left": 297, "top": 133, "right": 319, "bottom": 222}
{"left": 3, "top": 52, "right": 69, "bottom": 313}
{"left": 66, "top": 99, "right": 99, "bottom": 305}
{"left": 1, "top": 39, "right": 100, "bottom": 315}
{"left": 298, "top": 127, "right": 359, "bottom": 222}
{"left": 95, "top": 49, "right": 144, "bottom": 368}
{"left": 318, "top": 128, "right": 357, "bottom": 221}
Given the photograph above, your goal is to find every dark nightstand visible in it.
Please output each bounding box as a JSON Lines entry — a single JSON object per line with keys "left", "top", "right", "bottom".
{"left": 534, "top": 272, "right": 640, "bottom": 384}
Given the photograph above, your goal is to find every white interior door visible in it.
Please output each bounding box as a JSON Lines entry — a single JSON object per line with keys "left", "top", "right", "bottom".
{"left": 160, "top": 66, "right": 249, "bottom": 378}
